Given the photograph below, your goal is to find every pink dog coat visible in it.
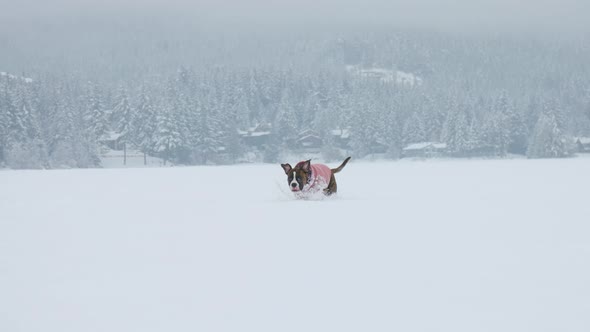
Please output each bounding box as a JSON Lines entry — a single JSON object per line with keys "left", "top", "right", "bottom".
{"left": 295, "top": 161, "right": 332, "bottom": 192}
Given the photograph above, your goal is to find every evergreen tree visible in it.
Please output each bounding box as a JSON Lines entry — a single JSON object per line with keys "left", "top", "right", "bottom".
{"left": 421, "top": 93, "right": 443, "bottom": 142}
{"left": 48, "top": 94, "right": 76, "bottom": 167}
{"left": 6, "top": 89, "right": 27, "bottom": 146}
{"left": 86, "top": 82, "right": 109, "bottom": 141}
{"left": 349, "top": 93, "right": 380, "bottom": 157}
{"left": 527, "top": 101, "right": 572, "bottom": 159}
{"left": 479, "top": 112, "right": 510, "bottom": 156}
{"left": 132, "top": 89, "right": 157, "bottom": 164}
{"left": 494, "top": 93, "right": 527, "bottom": 155}
{"left": 402, "top": 112, "right": 427, "bottom": 145}
{"left": 275, "top": 88, "right": 298, "bottom": 143}
{"left": 113, "top": 86, "right": 133, "bottom": 139}
{"left": 153, "top": 106, "right": 182, "bottom": 165}
{"left": 0, "top": 82, "right": 9, "bottom": 163}
{"left": 195, "top": 96, "right": 223, "bottom": 164}
{"left": 526, "top": 112, "right": 570, "bottom": 159}
{"left": 505, "top": 109, "right": 528, "bottom": 154}
{"left": 113, "top": 86, "right": 134, "bottom": 164}
{"left": 382, "top": 102, "right": 403, "bottom": 159}
{"left": 235, "top": 92, "right": 251, "bottom": 130}
{"left": 441, "top": 98, "right": 471, "bottom": 156}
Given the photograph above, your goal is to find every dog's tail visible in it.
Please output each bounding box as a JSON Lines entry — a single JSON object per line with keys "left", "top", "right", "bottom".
{"left": 331, "top": 156, "right": 351, "bottom": 174}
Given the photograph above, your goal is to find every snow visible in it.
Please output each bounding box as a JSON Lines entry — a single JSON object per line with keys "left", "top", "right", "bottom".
{"left": 345, "top": 65, "right": 423, "bottom": 86}
{"left": 100, "top": 130, "right": 124, "bottom": 141}
{"left": 249, "top": 131, "right": 271, "bottom": 137}
{"left": 0, "top": 71, "right": 34, "bottom": 83}
{"left": 1, "top": 158, "right": 590, "bottom": 332}
{"left": 330, "top": 128, "right": 350, "bottom": 139}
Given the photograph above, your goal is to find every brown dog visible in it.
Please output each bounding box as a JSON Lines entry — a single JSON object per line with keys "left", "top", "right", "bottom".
{"left": 281, "top": 157, "right": 351, "bottom": 196}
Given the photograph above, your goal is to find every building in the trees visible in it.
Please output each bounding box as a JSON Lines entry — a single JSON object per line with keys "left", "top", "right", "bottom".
{"left": 402, "top": 142, "right": 448, "bottom": 158}
{"left": 330, "top": 128, "right": 351, "bottom": 149}
{"left": 575, "top": 137, "right": 590, "bottom": 153}
{"left": 99, "top": 131, "right": 124, "bottom": 151}
{"left": 239, "top": 123, "right": 272, "bottom": 147}
{"left": 297, "top": 129, "right": 323, "bottom": 151}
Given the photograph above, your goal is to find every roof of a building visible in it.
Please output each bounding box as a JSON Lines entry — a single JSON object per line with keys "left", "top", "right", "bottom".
{"left": 403, "top": 142, "right": 447, "bottom": 151}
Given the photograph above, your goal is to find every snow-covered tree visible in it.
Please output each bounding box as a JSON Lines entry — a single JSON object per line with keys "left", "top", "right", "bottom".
{"left": 113, "top": 86, "right": 133, "bottom": 140}
{"left": 402, "top": 112, "right": 427, "bottom": 145}
{"left": 275, "top": 88, "right": 298, "bottom": 143}
{"left": 132, "top": 89, "right": 157, "bottom": 164}
{"left": 153, "top": 106, "right": 182, "bottom": 165}
{"left": 86, "top": 82, "right": 109, "bottom": 140}
{"left": 194, "top": 96, "right": 223, "bottom": 164}
{"left": 527, "top": 106, "right": 572, "bottom": 159}
{"left": 441, "top": 98, "right": 471, "bottom": 156}
{"left": 113, "top": 86, "right": 134, "bottom": 164}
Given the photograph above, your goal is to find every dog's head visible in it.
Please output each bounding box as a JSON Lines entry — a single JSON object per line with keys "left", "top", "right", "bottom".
{"left": 280, "top": 159, "right": 311, "bottom": 192}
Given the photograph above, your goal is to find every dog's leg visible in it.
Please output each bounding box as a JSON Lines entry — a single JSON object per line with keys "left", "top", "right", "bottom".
{"left": 324, "top": 173, "right": 337, "bottom": 195}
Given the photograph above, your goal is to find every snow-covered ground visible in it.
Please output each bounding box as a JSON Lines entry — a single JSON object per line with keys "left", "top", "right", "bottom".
{"left": 1, "top": 158, "right": 590, "bottom": 332}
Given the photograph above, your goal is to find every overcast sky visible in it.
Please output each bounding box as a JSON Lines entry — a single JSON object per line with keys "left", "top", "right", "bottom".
{"left": 2, "top": 0, "right": 590, "bottom": 33}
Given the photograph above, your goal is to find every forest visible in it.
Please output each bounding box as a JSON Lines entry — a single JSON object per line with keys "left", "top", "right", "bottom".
{"left": 2, "top": 24, "right": 590, "bottom": 169}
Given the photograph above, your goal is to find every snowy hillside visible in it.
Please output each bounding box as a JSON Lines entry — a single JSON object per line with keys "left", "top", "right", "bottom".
{"left": 1, "top": 158, "right": 590, "bottom": 332}
{"left": 345, "top": 65, "right": 423, "bottom": 86}
{"left": 0, "top": 71, "right": 33, "bottom": 83}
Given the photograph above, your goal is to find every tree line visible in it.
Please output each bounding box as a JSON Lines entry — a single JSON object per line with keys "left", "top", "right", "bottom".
{"left": 1, "top": 31, "right": 590, "bottom": 169}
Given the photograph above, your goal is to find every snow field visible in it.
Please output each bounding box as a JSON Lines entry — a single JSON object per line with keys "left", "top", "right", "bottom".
{"left": 1, "top": 158, "right": 590, "bottom": 332}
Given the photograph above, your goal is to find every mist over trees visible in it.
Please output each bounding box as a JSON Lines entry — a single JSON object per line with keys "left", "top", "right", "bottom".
{"left": 1, "top": 24, "right": 590, "bottom": 168}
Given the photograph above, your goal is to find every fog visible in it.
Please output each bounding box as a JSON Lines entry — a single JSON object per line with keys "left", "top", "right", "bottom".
{"left": 3, "top": 0, "right": 590, "bottom": 33}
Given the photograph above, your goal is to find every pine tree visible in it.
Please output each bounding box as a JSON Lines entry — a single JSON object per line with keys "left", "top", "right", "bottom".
{"left": 441, "top": 98, "right": 471, "bottom": 156}
{"left": 527, "top": 102, "right": 572, "bottom": 159}
{"left": 48, "top": 94, "right": 75, "bottom": 167}
{"left": 493, "top": 93, "right": 527, "bottom": 155}
{"left": 247, "top": 73, "right": 263, "bottom": 123}
{"left": 402, "top": 112, "right": 427, "bottom": 145}
{"left": 527, "top": 113, "right": 570, "bottom": 158}
{"left": 235, "top": 92, "right": 251, "bottom": 130}
{"left": 505, "top": 109, "right": 528, "bottom": 154}
{"left": 381, "top": 101, "right": 403, "bottom": 159}
{"left": 420, "top": 93, "right": 443, "bottom": 142}
{"left": 275, "top": 88, "right": 298, "bottom": 144}
{"left": 194, "top": 96, "right": 223, "bottom": 164}
{"left": 321, "top": 131, "right": 343, "bottom": 162}
{"left": 113, "top": 86, "right": 134, "bottom": 164}
{"left": 183, "top": 97, "right": 203, "bottom": 163}
{"left": 0, "top": 81, "right": 10, "bottom": 163}
{"left": 479, "top": 111, "right": 510, "bottom": 156}
{"left": 153, "top": 106, "right": 182, "bottom": 165}
{"left": 349, "top": 92, "right": 380, "bottom": 157}
{"left": 6, "top": 89, "right": 27, "bottom": 146}
{"left": 86, "top": 82, "right": 109, "bottom": 141}
{"left": 132, "top": 89, "right": 157, "bottom": 164}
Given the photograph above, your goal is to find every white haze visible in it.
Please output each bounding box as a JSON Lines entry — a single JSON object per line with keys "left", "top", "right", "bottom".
{"left": 3, "top": 0, "right": 590, "bottom": 33}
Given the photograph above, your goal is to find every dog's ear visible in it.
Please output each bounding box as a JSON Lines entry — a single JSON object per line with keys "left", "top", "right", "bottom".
{"left": 301, "top": 159, "right": 311, "bottom": 172}
{"left": 281, "top": 163, "right": 292, "bottom": 174}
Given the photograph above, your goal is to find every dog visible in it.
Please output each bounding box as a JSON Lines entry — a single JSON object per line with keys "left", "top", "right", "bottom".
{"left": 281, "top": 157, "right": 351, "bottom": 196}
